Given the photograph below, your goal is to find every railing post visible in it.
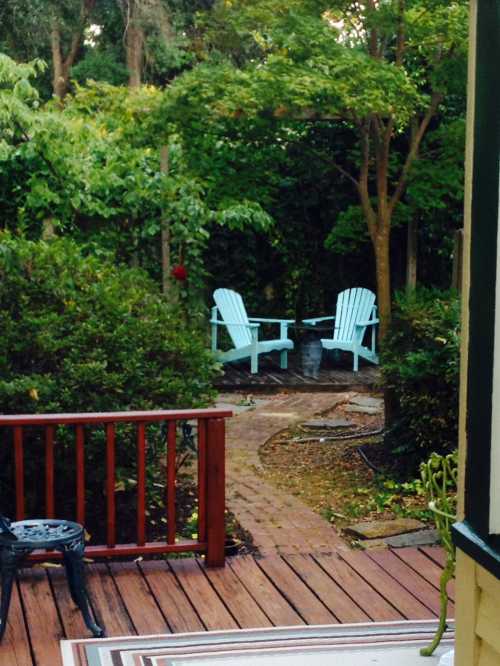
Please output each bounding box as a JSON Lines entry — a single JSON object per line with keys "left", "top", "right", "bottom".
{"left": 205, "top": 418, "right": 226, "bottom": 567}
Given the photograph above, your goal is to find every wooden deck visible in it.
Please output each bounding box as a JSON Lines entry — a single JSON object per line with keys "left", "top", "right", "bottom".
{"left": 214, "top": 352, "right": 380, "bottom": 392}
{"left": 2, "top": 547, "right": 453, "bottom": 666}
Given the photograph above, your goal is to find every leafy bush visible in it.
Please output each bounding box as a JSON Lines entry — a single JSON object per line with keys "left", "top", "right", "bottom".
{"left": 0, "top": 235, "right": 217, "bottom": 413}
{"left": 381, "top": 288, "right": 460, "bottom": 471}
{"left": 0, "top": 235, "right": 218, "bottom": 530}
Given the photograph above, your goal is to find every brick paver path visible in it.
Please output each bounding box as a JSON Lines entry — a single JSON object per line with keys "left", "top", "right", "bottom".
{"left": 226, "top": 392, "right": 355, "bottom": 556}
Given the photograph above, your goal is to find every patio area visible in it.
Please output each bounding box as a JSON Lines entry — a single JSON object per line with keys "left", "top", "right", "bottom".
{"left": 2, "top": 547, "right": 452, "bottom": 666}
{"left": 0, "top": 396, "right": 453, "bottom": 666}
{"left": 213, "top": 353, "right": 380, "bottom": 392}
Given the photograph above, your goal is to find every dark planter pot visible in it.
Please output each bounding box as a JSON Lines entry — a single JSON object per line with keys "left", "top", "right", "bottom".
{"left": 224, "top": 537, "right": 241, "bottom": 556}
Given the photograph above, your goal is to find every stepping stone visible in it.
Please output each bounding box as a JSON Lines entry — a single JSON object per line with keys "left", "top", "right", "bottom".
{"left": 349, "top": 396, "right": 384, "bottom": 409}
{"left": 356, "top": 529, "right": 440, "bottom": 550}
{"left": 345, "top": 518, "right": 427, "bottom": 540}
{"left": 345, "top": 405, "right": 382, "bottom": 415}
{"left": 357, "top": 538, "right": 387, "bottom": 550}
{"left": 302, "top": 419, "right": 354, "bottom": 429}
{"left": 383, "top": 528, "right": 440, "bottom": 548}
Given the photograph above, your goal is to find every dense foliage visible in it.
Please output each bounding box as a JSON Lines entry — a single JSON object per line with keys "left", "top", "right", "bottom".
{"left": 160, "top": 0, "right": 468, "bottom": 335}
{"left": 381, "top": 289, "right": 460, "bottom": 471}
{"left": 0, "top": 235, "right": 217, "bottom": 414}
{"left": 0, "top": 234, "right": 218, "bottom": 531}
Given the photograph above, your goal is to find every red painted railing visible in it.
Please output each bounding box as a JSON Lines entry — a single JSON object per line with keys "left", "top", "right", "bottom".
{"left": 0, "top": 409, "right": 231, "bottom": 567}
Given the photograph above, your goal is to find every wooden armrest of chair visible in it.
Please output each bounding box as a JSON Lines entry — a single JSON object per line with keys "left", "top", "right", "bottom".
{"left": 302, "top": 316, "right": 335, "bottom": 325}
{"left": 248, "top": 317, "right": 295, "bottom": 324}
{"left": 210, "top": 320, "right": 260, "bottom": 328}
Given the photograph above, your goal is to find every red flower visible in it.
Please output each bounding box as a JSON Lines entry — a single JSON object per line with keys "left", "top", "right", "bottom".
{"left": 171, "top": 264, "right": 188, "bottom": 281}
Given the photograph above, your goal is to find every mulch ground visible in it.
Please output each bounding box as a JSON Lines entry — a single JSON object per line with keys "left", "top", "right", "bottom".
{"left": 258, "top": 397, "right": 431, "bottom": 541}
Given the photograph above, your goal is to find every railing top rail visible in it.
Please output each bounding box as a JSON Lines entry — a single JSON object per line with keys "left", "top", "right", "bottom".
{"left": 0, "top": 408, "right": 233, "bottom": 426}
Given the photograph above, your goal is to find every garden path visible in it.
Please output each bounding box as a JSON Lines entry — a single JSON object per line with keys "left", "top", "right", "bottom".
{"left": 225, "top": 392, "right": 356, "bottom": 555}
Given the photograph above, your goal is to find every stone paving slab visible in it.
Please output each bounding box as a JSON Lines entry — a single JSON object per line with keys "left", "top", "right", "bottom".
{"left": 225, "top": 392, "right": 354, "bottom": 554}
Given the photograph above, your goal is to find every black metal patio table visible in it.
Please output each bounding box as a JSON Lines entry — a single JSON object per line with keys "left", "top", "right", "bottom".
{"left": 0, "top": 515, "right": 104, "bottom": 640}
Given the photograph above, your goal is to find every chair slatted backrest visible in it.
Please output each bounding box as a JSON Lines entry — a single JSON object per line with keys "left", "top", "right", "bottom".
{"left": 213, "top": 288, "right": 252, "bottom": 349}
{"left": 333, "top": 288, "right": 376, "bottom": 344}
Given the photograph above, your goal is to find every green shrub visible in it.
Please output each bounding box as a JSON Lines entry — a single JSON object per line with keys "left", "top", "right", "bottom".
{"left": 0, "top": 235, "right": 217, "bottom": 413}
{"left": 381, "top": 288, "right": 460, "bottom": 472}
{"left": 0, "top": 235, "right": 218, "bottom": 532}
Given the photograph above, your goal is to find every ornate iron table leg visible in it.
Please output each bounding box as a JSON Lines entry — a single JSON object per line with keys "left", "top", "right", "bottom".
{"left": 0, "top": 547, "right": 28, "bottom": 641}
{"left": 61, "top": 538, "right": 105, "bottom": 638}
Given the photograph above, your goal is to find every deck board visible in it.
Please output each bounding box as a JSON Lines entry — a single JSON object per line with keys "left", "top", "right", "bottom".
{"left": 284, "top": 554, "right": 370, "bottom": 623}
{"left": 227, "top": 555, "right": 304, "bottom": 627}
{"left": 393, "top": 548, "right": 455, "bottom": 601}
{"left": 256, "top": 556, "right": 338, "bottom": 624}
{"left": 0, "top": 581, "right": 33, "bottom": 666}
{"left": 8, "top": 548, "right": 453, "bottom": 666}
{"left": 49, "top": 567, "right": 89, "bottom": 640}
{"left": 85, "top": 564, "right": 135, "bottom": 637}
{"left": 110, "top": 562, "right": 169, "bottom": 635}
{"left": 169, "top": 558, "right": 239, "bottom": 631}
{"left": 338, "top": 550, "right": 436, "bottom": 620}
{"left": 18, "top": 568, "right": 65, "bottom": 666}
{"left": 214, "top": 353, "right": 379, "bottom": 392}
{"left": 312, "top": 553, "right": 404, "bottom": 622}
{"left": 367, "top": 550, "right": 454, "bottom": 617}
{"left": 139, "top": 560, "right": 205, "bottom": 633}
{"left": 204, "top": 561, "right": 273, "bottom": 628}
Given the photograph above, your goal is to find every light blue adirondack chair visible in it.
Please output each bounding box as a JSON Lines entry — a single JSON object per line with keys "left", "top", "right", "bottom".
{"left": 211, "top": 288, "right": 294, "bottom": 374}
{"left": 303, "top": 288, "right": 379, "bottom": 372}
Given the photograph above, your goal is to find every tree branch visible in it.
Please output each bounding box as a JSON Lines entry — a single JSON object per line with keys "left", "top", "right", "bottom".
{"left": 389, "top": 92, "right": 443, "bottom": 212}
{"left": 358, "top": 120, "right": 378, "bottom": 242}
{"left": 365, "top": 0, "right": 379, "bottom": 58}
{"left": 331, "top": 162, "right": 359, "bottom": 188}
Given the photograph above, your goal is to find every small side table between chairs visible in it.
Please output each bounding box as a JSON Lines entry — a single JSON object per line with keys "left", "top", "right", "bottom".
{"left": 0, "top": 515, "right": 104, "bottom": 640}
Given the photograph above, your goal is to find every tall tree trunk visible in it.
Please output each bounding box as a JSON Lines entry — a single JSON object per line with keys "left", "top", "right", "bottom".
{"left": 406, "top": 217, "right": 418, "bottom": 293}
{"left": 50, "top": 1, "right": 96, "bottom": 100}
{"left": 373, "top": 228, "right": 392, "bottom": 340}
{"left": 51, "top": 22, "right": 73, "bottom": 100}
{"left": 125, "top": 1, "right": 144, "bottom": 88}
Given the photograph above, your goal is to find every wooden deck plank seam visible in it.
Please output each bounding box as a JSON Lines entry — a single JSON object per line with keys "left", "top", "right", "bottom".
{"left": 133, "top": 562, "right": 174, "bottom": 632}
{"left": 164, "top": 560, "right": 211, "bottom": 633}
{"left": 224, "top": 559, "right": 284, "bottom": 628}
{"left": 265, "top": 556, "right": 341, "bottom": 622}
{"left": 284, "top": 555, "right": 363, "bottom": 623}
{"left": 392, "top": 548, "right": 454, "bottom": 600}
{"left": 336, "top": 552, "right": 432, "bottom": 621}
{"left": 14, "top": 577, "right": 36, "bottom": 666}
{"left": 96, "top": 563, "right": 137, "bottom": 637}
{"left": 418, "top": 546, "right": 447, "bottom": 568}
{"left": 364, "top": 552, "right": 441, "bottom": 617}
{"left": 174, "top": 558, "right": 241, "bottom": 630}
{"left": 251, "top": 556, "right": 316, "bottom": 624}
{"left": 191, "top": 558, "right": 248, "bottom": 629}
{"left": 310, "top": 554, "right": 394, "bottom": 623}
{"left": 45, "top": 568, "right": 70, "bottom": 641}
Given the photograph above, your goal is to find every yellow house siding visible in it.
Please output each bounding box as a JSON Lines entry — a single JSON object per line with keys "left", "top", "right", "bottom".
{"left": 480, "top": 643, "right": 500, "bottom": 666}
{"left": 456, "top": 551, "right": 500, "bottom": 665}
{"left": 455, "top": 551, "right": 481, "bottom": 666}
